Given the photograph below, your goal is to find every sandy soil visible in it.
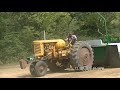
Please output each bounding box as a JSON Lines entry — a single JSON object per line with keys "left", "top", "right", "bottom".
{"left": 0, "top": 64, "right": 120, "bottom": 78}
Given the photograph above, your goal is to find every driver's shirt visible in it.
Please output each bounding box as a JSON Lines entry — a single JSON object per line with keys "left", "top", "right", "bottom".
{"left": 72, "top": 35, "right": 77, "bottom": 40}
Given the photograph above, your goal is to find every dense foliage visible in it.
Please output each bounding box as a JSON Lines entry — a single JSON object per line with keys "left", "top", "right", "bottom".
{"left": 0, "top": 12, "right": 120, "bottom": 64}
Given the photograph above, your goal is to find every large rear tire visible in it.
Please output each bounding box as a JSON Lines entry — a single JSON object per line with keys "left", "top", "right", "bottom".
{"left": 70, "top": 41, "right": 94, "bottom": 71}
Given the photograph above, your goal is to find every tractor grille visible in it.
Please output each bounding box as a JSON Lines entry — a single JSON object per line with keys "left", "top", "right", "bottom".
{"left": 34, "top": 44, "right": 41, "bottom": 56}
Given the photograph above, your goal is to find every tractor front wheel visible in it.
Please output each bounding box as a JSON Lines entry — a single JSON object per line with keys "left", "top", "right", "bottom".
{"left": 35, "top": 61, "right": 48, "bottom": 77}
{"left": 30, "top": 62, "right": 37, "bottom": 77}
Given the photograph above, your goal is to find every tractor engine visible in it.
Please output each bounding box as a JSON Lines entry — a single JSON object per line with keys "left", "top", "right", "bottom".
{"left": 33, "top": 39, "right": 71, "bottom": 65}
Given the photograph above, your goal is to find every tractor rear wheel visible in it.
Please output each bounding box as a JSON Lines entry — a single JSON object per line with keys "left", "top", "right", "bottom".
{"left": 70, "top": 41, "right": 94, "bottom": 71}
{"left": 35, "top": 61, "right": 48, "bottom": 77}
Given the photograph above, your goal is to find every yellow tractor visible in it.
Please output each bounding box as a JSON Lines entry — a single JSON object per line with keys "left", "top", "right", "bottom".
{"left": 19, "top": 39, "right": 94, "bottom": 77}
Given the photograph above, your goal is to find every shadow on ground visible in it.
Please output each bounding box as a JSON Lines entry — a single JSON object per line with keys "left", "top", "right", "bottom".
{"left": 17, "top": 69, "right": 77, "bottom": 78}
{"left": 17, "top": 75, "right": 32, "bottom": 78}
{"left": 17, "top": 66, "right": 114, "bottom": 78}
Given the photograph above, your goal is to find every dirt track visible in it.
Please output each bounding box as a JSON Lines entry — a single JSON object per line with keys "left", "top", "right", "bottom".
{"left": 0, "top": 64, "right": 120, "bottom": 78}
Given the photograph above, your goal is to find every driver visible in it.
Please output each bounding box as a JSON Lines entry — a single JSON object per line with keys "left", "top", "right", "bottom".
{"left": 66, "top": 32, "right": 77, "bottom": 45}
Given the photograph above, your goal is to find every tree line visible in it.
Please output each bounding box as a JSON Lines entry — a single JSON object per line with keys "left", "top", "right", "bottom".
{"left": 0, "top": 12, "right": 120, "bottom": 64}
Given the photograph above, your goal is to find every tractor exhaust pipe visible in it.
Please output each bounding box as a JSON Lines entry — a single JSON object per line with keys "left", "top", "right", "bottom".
{"left": 44, "top": 30, "right": 46, "bottom": 40}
